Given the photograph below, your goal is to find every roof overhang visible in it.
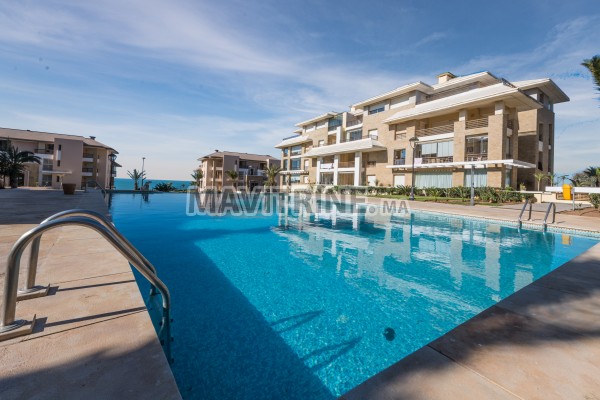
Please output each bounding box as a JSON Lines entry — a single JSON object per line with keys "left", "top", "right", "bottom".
{"left": 295, "top": 112, "right": 338, "bottom": 127}
{"left": 351, "top": 82, "right": 432, "bottom": 110}
{"left": 274, "top": 135, "right": 313, "bottom": 148}
{"left": 512, "top": 78, "right": 570, "bottom": 104}
{"left": 303, "top": 138, "right": 386, "bottom": 157}
{"left": 383, "top": 83, "right": 542, "bottom": 125}
{"left": 386, "top": 159, "right": 536, "bottom": 170}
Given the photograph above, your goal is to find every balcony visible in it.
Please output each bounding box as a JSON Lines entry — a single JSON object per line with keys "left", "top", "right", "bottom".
{"left": 346, "top": 118, "right": 362, "bottom": 128}
{"left": 465, "top": 154, "right": 488, "bottom": 162}
{"left": 465, "top": 117, "right": 489, "bottom": 130}
{"left": 34, "top": 148, "right": 54, "bottom": 155}
{"left": 415, "top": 123, "right": 454, "bottom": 137}
{"left": 420, "top": 156, "right": 453, "bottom": 164}
{"left": 340, "top": 133, "right": 378, "bottom": 143}
{"left": 338, "top": 161, "right": 355, "bottom": 169}
{"left": 393, "top": 158, "right": 406, "bottom": 165}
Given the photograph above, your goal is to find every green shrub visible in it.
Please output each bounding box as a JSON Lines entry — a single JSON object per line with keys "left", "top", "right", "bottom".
{"left": 154, "top": 182, "right": 176, "bottom": 192}
{"left": 589, "top": 193, "right": 600, "bottom": 209}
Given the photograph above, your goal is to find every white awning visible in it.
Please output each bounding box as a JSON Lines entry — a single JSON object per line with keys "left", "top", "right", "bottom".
{"left": 303, "top": 138, "right": 386, "bottom": 157}
{"left": 386, "top": 159, "right": 535, "bottom": 170}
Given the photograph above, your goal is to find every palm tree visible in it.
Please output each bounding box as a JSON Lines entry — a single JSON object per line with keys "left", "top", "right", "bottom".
{"left": 264, "top": 164, "right": 282, "bottom": 193}
{"left": 534, "top": 171, "right": 548, "bottom": 191}
{"left": 583, "top": 166, "right": 600, "bottom": 187}
{"left": 225, "top": 170, "right": 239, "bottom": 190}
{"left": 127, "top": 168, "right": 146, "bottom": 190}
{"left": 191, "top": 169, "right": 203, "bottom": 187}
{"left": 2, "top": 144, "right": 40, "bottom": 188}
{"left": 582, "top": 56, "right": 600, "bottom": 95}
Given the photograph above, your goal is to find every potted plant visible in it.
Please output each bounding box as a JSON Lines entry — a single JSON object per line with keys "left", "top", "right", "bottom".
{"left": 62, "top": 182, "right": 76, "bottom": 195}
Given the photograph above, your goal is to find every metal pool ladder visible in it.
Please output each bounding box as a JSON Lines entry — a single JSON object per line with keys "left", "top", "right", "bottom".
{"left": 543, "top": 202, "right": 557, "bottom": 231}
{"left": 518, "top": 197, "right": 533, "bottom": 228}
{"left": 0, "top": 210, "right": 173, "bottom": 363}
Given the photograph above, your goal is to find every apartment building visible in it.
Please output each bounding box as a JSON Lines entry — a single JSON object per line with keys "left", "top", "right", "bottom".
{"left": 275, "top": 71, "right": 568, "bottom": 190}
{"left": 0, "top": 127, "right": 119, "bottom": 189}
{"left": 198, "top": 150, "right": 280, "bottom": 191}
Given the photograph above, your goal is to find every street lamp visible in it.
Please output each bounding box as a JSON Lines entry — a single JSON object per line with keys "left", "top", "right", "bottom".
{"left": 409, "top": 136, "right": 418, "bottom": 201}
{"left": 108, "top": 153, "right": 117, "bottom": 189}
{"left": 141, "top": 157, "right": 146, "bottom": 188}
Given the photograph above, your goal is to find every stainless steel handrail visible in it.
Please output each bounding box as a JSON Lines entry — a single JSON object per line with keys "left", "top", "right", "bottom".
{"left": 543, "top": 202, "right": 556, "bottom": 231}
{"left": 85, "top": 180, "right": 107, "bottom": 197}
{"left": 518, "top": 197, "right": 533, "bottom": 228}
{"left": 21, "top": 209, "right": 158, "bottom": 298}
{"left": 0, "top": 217, "right": 172, "bottom": 362}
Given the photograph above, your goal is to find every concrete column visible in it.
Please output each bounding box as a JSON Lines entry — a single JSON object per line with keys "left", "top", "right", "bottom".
{"left": 336, "top": 127, "right": 342, "bottom": 144}
{"left": 211, "top": 160, "right": 215, "bottom": 188}
{"left": 333, "top": 155, "right": 339, "bottom": 185}
{"left": 459, "top": 109, "right": 467, "bottom": 122}
{"left": 353, "top": 152, "right": 362, "bottom": 186}
{"left": 316, "top": 157, "right": 322, "bottom": 184}
{"left": 494, "top": 101, "right": 505, "bottom": 115}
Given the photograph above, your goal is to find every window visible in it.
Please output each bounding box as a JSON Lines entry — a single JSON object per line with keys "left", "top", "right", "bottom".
{"left": 465, "top": 136, "right": 487, "bottom": 161}
{"left": 58, "top": 145, "right": 62, "bottom": 150}
{"left": 328, "top": 116, "right": 342, "bottom": 130}
{"left": 393, "top": 149, "right": 406, "bottom": 165}
{"left": 368, "top": 102, "right": 385, "bottom": 115}
{"left": 57, "top": 160, "right": 61, "bottom": 167}
{"left": 368, "top": 129, "right": 378, "bottom": 140}
{"left": 464, "top": 169, "right": 488, "bottom": 187}
{"left": 283, "top": 148, "right": 289, "bottom": 156}
{"left": 416, "top": 140, "right": 454, "bottom": 162}
{"left": 56, "top": 176, "right": 60, "bottom": 182}
{"left": 291, "top": 145, "right": 302, "bottom": 156}
{"left": 304, "top": 160, "right": 310, "bottom": 171}
{"left": 538, "top": 123, "right": 544, "bottom": 141}
{"left": 283, "top": 159, "right": 288, "bottom": 170}
{"left": 290, "top": 176, "right": 300, "bottom": 183}
{"left": 291, "top": 159, "right": 301, "bottom": 170}
{"left": 549, "top": 123, "right": 553, "bottom": 146}
{"left": 346, "top": 129, "right": 362, "bottom": 142}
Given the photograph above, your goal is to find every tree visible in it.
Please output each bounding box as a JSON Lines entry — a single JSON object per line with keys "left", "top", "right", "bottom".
{"left": 0, "top": 140, "right": 10, "bottom": 188}
{"left": 582, "top": 56, "right": 600, "bottom": 96}
{"left": 225, "top": 170, "right": 239, "bottom": 190}
{"left": 154, "top": 182, "right": 175, "bottom": 192}
{"left": 534, "top": 171, "right": 548, "bottom": 191}
{"left": 1, "top": 144, "right": 41, "bottom": 188}
{"left": 264, "top": 164, "right": 282, "bottom": 193}
{"left": 127, "top": 169, "right": 146, "bottom": 190}
{"left": 583, "top": 166, "right": 600, "bottom": 187}
{"left": 191, "top": 169, "right": 203, "bottom": 187}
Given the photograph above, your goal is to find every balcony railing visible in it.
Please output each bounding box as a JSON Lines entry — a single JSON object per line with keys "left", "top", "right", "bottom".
{"left": 82, "top": 153, "right": 94, "bottom": 159}
{"left": 415, "top": 123, "right": 454, "bottom": 137}
{"left": 420, "top": 156, "right": 454, "bottom": 164}
{"left": 346, "top": 118, "right": 362, "bottom": 128}
{"left": 338, "top": 161, "right": 355, "bottom": 168}
{"left": 393, "top": 158, "right": 406, "bottom": 165}
{"left": 465, "top": 117, "right": 489, "bottom": 130}
{"left": 465, "top": 154, "right": 488, "bottom": 162}
{"left": 34, "top": 148, "right": 54, "bottom": 154}
{"left": 82, "top": 167, "right": 95, "bottom": 173}
{"left": 340, "top": 133, "right": 378, "bottom": 143}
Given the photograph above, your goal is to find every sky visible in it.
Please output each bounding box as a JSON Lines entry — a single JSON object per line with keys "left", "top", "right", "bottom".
{"left": 0, "top": 0, "right": 598, "bottom": 180}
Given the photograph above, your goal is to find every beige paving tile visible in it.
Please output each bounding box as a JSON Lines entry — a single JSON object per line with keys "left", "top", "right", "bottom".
{"left": 2, "top": 272, "right": 147, "bottom": 346}
{"left": 497, "top": 283, "right": 600, "bottom": 336}
{"left": 341, "top": 346, "right": 518, "bottom": 400}
{"left": 36, "top": 250, "right": 132, "bottom": 284}
{"left": 0, "top": 313, "right": 180, "bottom": 400}
{"left": 429, "top": 306, "right": 600, "bottom": 400}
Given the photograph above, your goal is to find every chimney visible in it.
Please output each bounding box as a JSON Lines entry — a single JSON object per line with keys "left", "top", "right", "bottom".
{"left": 437, "top": 72, "right": 456, "bottom": 84}
{"left": 215, "top": 149, "right": 219, "bottom": 152}
{"left": 89, "top": 136, "right": 96, "bottom": 140}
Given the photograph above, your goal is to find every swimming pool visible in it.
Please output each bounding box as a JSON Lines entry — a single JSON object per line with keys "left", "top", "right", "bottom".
{"left": 110, "top": 193, "right": 599, "bottom": 399}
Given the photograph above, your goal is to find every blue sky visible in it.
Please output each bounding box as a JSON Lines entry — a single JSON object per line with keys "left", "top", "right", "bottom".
{"left": 0, "top": 0, "right": 598, "bottom": 180}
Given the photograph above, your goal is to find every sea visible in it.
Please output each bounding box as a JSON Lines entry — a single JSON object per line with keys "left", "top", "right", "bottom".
{"left": 114, "top": 178, "right": 190, "bottom": 190}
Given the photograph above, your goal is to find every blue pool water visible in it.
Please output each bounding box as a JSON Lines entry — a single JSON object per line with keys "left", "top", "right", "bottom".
{"left": 109, "top": 193, "right": 598, "bottom": 399}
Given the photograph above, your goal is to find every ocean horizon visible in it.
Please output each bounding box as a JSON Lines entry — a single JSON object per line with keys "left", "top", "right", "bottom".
{"left": 114, "top": 177, "right": 190, "bottom": 190}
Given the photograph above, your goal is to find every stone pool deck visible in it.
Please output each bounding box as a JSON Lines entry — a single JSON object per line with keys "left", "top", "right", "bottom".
{"left": 342, "top": 197, "right": 600, "bottom": 399}
{"left": 0, "top": 189, "right": 181, "bottom": 399}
